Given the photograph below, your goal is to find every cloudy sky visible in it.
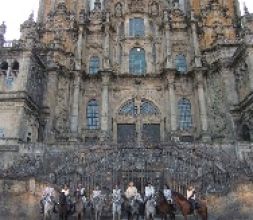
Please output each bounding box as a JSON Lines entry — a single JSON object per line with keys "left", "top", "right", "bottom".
{"left": 0, "top": 0, "right": 253, "bottom": 40}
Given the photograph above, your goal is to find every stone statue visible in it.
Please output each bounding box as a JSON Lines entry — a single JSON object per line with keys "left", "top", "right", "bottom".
{"left": 115, "top": 3, "right": 122, "bottom": 17}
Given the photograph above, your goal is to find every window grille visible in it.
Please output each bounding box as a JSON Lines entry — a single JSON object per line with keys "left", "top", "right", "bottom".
{"left": 129, "top": 18, "right": 145, "bottom": 37}
{"left": 89, "top": 56, "right": 100, "bottom": 75}
{"left": 140, "top": 99, "right": 159, "bottom": 115}
{"left": 175, "top": 54, "right": 187, "bottom": 73}
{"left": 178, "top": 98, "right": 192, "bottom": 130}
{"left": 87, "top": 99, "right": 100, "bottom": 129}
{"left": 119, "top": 99, "right": 137, "bottom": 116}
{"left": 129, "top": 48, "right": 146, "bottom": 75}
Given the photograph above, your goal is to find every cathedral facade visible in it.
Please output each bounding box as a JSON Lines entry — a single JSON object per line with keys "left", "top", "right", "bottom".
{"left": 0, "top": 0, "right": 252, "bottom": 146}
{"left": 0, "top": 0, "right": 253, "bottom": 189}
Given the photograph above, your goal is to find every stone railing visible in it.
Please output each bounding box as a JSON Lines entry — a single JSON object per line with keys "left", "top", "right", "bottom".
{"left": 2, "top": 40, "right": 19, "bottom": 48}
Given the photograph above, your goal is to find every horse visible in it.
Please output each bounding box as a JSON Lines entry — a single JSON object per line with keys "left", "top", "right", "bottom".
{"left": 112, "top": 192, "right": 123, "bottom": 220}
{"left": 93, "top": 195, "right": 107, "bottom": 220}
{"left": 155, "top": 191, "right": 175, "bottom": 220}
{"left": 172, "top": 191, "right": 208, "bottom": 220}
{"left": 123, "top": 195, "right": 143, "bottom": 220}
{"left": 145, "top": 196, "right": 156, "bottom": 220}
{"left": 43, "top": 195, "right": 55, "bottom": 220}
{"left": 58, "top": 192, "right": 68, "bottom": 220}
{"left": 74, "top": 194, "right": 84, "bottom": 220}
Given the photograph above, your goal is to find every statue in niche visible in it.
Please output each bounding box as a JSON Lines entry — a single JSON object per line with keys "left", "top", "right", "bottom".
{"left": 150, "top": 2, "right": 159, "bottom": 16}
{"left": 115, "top": 3, "right": 122, "bottom": 17}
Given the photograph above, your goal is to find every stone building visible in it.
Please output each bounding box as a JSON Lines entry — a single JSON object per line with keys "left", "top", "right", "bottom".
{"left": 0, "top": 0, "right": 253, "bottom": 192}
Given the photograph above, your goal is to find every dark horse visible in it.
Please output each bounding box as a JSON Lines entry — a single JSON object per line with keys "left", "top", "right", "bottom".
{"left": 123, "top": 195, "right": 144, "bottom": 220}
{"left": 155, "top": 191, "right": 176, "bottom": 220}
{"left": 58, "top": 192, "right": 68, "bottom": 220}
{"left": 172, "top": 191, "right": 208, "bottom": 220}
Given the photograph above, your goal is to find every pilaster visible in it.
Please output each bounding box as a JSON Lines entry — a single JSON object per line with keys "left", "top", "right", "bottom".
{"left": 100, "top": 71, "right": 111, "bottom": 141}
{"left": 167, "top": 74, "right": 177, "bottom": 133}
{"left": 70, "top": 72, "right": 81, "bottom": 137}
{"left": 196, "top": 69, "right": 210, "bottom": 142}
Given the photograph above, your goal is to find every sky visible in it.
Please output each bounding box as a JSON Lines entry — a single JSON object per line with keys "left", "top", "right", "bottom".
{"left": 0, "top": 0, "right": 253, "bottom": 40}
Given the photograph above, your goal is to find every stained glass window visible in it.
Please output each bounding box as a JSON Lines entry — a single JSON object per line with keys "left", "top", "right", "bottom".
{"left": 175, "top": 54, "right": 187, "bottom": 73}
{"left": 129, "top": 48, "right": 146, "bottom": 75}
{"left": 129, "top": 18, "right": 145, "bottom": 37}
{"left": 178, "top": 98, "right": 192, "bottom": 130}
{"left": 87, "top": 99, "right": 100, "bottom": 129}
{"left": 89, "top": 56, "right": 100, "bottom": 75}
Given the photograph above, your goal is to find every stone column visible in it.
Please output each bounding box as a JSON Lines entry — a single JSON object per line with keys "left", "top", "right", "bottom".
{"left": 167, "top": 75, "right": 177, "bottom": 132}
{"left": 104, "top": 12, "right": 110, "bottom": 69}
{"left": 76, "top": 26, "right": 84, "bottom": 70}
{"left": 44, "top": 65, "right": 59, "bottom": 142}
{"left": 196, "top": 70, "right": 208, "bottom": 136}
{"left": 164, "top": 11, "right": 173, "bottom": 68}
{"left": 245, "top": 50, "right": 253, "bottom": 91}
{"left": 191, "top": 11, "right": 202, "bottom": 67}
{"left": 101, "top": 71, "right": 110, "bottom": 140}
{"left": 70, "top": 72, "right": 81, "bottom": 135}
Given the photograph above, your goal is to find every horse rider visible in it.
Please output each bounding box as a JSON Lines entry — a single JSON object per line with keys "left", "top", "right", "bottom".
{"left": 92, "top": 185, "right": 102, "bottom": 202}
{"left": 187, "top": 185, "right": 196, "bottom": 210}
{"left": 40, "top": 184, "right": 56, "bottom": 213}
{"left": 75, "top": 183, "right": 86, "bottom": 197}
{"left": 163, "top": 184, "right": 173, "bottom": 204}
{"left": 125, "top": 181, "right": 138, "bottom": 199}
{"left": 62, "top": 184, "right": 73, "bottom": 211}
{"left": 113, "top": 184, "right": 122, "bottom": 202}
{"left": 144, "top": 182, "right": 155, "bottom": 202}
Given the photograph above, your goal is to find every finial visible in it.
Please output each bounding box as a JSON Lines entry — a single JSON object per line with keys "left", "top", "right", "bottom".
{"left": 244, "top": 2, "right": 249, "bottom": 15}
{"left": 0, "top": 21, "right": 6, "bottom": 35}
{"left": 29, "top": 11, "right": 35, "bottom": 21}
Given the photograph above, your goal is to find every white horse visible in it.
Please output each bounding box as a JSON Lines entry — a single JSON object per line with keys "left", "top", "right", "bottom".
{"left": 93, "top": 195, "right": 106, "bottom": 220}
{"left": 145, "top": 197, "right": 156, "bottom": 220}
{"left": 43, "top": 195, "right": 55, "bottom": 220}
{"left": 112, "top": 192, "right": 122, "bottom": 220}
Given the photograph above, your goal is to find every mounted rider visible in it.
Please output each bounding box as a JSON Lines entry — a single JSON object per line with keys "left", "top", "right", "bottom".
{"left": 75, "top": 183, "right": 85, "bottom": 196}
{"left": 125, "top": 181, "right": 138, "bottom": 199}
{"left": 61, "top": 184, "right": 73, "bottom": 211}
{"left": 40, "top": 183, "right": 56, "bottom": 213}
{"left": 187, "top": 185, "right": 196, "bottom": 210}
{"left": 144, "top": 182, "right": 155, "bottom": 201}
{"left": 112, "top": 184, "right": 122, "bottom": 204}
{"left": 92, "top": 185, "right": 102, "bottom": 202}
{"left": 163, "top": 184, "right": 173, "bottom": 204}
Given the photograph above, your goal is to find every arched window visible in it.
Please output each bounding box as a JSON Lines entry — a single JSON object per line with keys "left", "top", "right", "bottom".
{"left": 12, "top": 60, "right": 19, "bottom": 76}
{"left": 152, "top": 43, "right": 156, "bottom": 64}
{"left": 240, "top": 124, "right": 250, "bottom": 141}
{"left": 129, "top": 18, "right": 144, "bottom": 37}
{"left": 119, "top": 22, "right": 124, "bottom": 38}
{"left": 90, "top": 0, "right": 103, "bottom": 10}
{"left": 89, "top": 56, "right": 100, "bottom": 75}
{"left": 140, "top": 99, "right": 159, "bottom": 115}
{"left": 178, "top": 98, "right": 192, "bottom": 130}
{"left": 0, "top": 61, "right": 8, "bottom": 75}
{"left": 175, "top": 54, "right": 187, "bottom": 73}
{"left": 119, "top": 99, "right": 137, "bottom": 116}
{"left": 129, "top": 48, "right": 146, "bottom": 75}
{"left": 86, "top": 99, "right": 99, "bottom": 129}
{"left": 119, "top": 44, "right": 123, "bottom": 64}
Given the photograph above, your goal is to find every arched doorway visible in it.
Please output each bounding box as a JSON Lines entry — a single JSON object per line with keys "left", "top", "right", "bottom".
{"left": 240, "top": 124, "right": 251, "bottom": 141}
{"left": 115, "top": 98, "right": 162, "bottom": 146}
